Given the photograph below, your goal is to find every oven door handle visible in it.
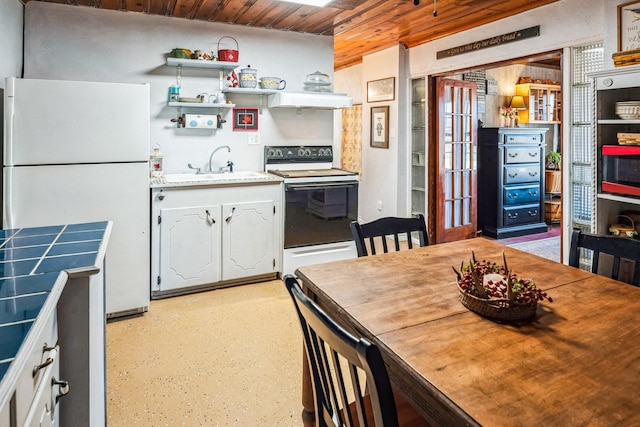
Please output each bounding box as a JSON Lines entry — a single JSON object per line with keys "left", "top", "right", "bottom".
{"left": 286, "top": 182, "right": 357, "bottom": 190}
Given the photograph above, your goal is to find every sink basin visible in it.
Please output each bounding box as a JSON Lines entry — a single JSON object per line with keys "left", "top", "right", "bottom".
{"left": 164, "top": 171, "right": 268, "bottom": 184}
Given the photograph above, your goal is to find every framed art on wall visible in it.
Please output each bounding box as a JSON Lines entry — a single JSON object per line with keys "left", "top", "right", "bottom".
{"left": 370, "top": 106, "right": 389, "bottom": 149}
{"left": 232, "top": 108, "right": 259, "bottom": 131}
{"left": 618, "top": 1, "right": 640, "bottom": 52}
{"left": 367, "top": 77, "right": 395, "bottom": 102}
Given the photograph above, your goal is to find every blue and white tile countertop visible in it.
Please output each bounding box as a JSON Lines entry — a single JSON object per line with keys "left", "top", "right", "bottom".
{"left": 0, "top": 222, "right": 110, "bottom": 385}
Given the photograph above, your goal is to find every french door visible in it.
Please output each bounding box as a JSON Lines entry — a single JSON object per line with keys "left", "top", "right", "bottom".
{"left": 435, "top": 78, "right": 478, "bottom": 243}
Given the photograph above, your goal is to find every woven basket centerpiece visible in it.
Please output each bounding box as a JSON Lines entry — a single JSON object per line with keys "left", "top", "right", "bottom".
{"left": 452, "top": 251, "right": 552, "bottom": 322}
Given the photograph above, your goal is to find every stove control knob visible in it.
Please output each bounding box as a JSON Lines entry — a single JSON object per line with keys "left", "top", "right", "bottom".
{"left": 304, "top": 148, "right": 312, "bottom": 156}
{"left": 267, "top": 149, "right": 275, "bottom": 158}
{"left": 297, "top": 148, "right": 305, "bottom": 156}
{"left": 275, "top": 149, "right": 283, "bottom": 157}
{"left": 325, "top": 148, "right": 332, "bottom": 157}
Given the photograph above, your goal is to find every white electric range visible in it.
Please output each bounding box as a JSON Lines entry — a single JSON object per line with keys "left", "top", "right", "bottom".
{"left": 265, "top": 145, "right": 359, "bottom": 275}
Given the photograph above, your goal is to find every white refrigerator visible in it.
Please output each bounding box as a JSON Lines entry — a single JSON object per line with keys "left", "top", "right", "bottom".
{"left": 3, "top": 77, "right": 150, "bottom": 317}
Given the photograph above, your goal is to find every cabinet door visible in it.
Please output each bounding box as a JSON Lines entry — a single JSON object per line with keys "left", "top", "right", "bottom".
{"left": 159, "top": 206, "right": 221, "bottom": 291}
{"left": 222, "top": 200, "right": 275, "bottom": 280}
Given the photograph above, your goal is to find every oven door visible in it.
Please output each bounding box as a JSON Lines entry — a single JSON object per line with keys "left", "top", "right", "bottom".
{"left": 284, "top": 180, "right": 358, "bottom": 248}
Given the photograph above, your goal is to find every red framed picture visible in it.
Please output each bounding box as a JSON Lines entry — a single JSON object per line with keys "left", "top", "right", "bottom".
{"left": 232, "top": 108, "right": 259, "bottom": 131}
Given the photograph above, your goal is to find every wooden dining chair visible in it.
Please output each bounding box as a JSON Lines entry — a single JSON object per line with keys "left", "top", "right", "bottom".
{"left": 568, "top": 229, "right": 640, "bottom": 286}
{"left": 284, "top": 275, "right": 431, "bottom": 427}
{"left": 350, "top": 214, "right": 429, "bottom": 257}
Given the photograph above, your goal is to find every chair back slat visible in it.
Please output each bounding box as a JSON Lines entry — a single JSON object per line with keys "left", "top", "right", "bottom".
{"left": 569, "top": 229, "right": 640, "bottom": 286}
{"left": 284, "top": 275, "right": 400, "bottom": 427}
{"left": 350, "top": 214, "right": 428, "bottom": 257}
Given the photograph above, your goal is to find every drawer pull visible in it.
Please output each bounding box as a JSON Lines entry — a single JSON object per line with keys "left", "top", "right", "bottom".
{"left": 508, "top": 152, "right": 518, "bottom": 158}
{"left": 225, "top": 207, "right": 236, "bottom": 223}
{"left": 52, "top": 377, "right": 70, "bottom": 404}
{"left": 508, "top": 173, "right": 518, "bottom": 178}
{"left": 529, "top": 171, "right": 538, "bottom": 177}
{"left": 528, "top": 210, "right": 538, "bottom": 216}
{"left": 529, "top": 191, "right": 538, "bottom": 196}
{"left": 507, "top": 193, "right": 518, "bottom": 199}
{"left": 507, "top": 212, "right": 519, "bottom": 219}
{"left": 529, "top": 152, "right": 538, "bottom": 157}
{"left": 32, "top": 344, "right": 57, "bottom": 377}
{"left": 33, "top": 358, "right": 54, "bottom": 377}
{"left": 205, "top": 209, "right": 215, "bottom": 225}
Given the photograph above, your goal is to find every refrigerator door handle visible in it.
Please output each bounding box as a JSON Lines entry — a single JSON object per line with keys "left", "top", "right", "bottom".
{"left": 3, "top": 168, "right": 13, "bottom": 229}
{"left": 4, "top": 77, "right": 15, "bottom": 166}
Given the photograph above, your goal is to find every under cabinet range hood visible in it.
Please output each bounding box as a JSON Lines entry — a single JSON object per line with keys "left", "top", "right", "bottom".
{"left": 268, "top": 92, "right": 353, "bottom": 109}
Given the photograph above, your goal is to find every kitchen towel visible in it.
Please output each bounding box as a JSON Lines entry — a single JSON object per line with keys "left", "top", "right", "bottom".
{"left": 183, "top": 114, "right": 218, "bottom": 129}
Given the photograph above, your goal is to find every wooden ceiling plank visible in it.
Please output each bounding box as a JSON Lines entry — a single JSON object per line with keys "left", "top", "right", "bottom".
{"left": 123, "top": 0, "right": 145, "bottom": 12}
{"left": 171, "top": 0, "right": 198, "bottom": 17}
{"left": 100, "top": 0, "right": 124, "bottom": 10}
{"left": 269, "top": 6, "right": 344, "bottom": 32}
{"left": 147, "top": 0, "right": 169, "bottom": 15}
{"left": 73, "top": 0, "right": 97, "bottom": 6}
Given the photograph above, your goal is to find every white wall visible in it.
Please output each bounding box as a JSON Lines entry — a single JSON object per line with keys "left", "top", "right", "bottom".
{"left": 22, "top": 2, "right": 337, "bottom": 173}
{"left": 0, "top": 0, "right": 23, "bottom": 89}
{"left": 357, "top": 45, "right": 405, "bottom": 222}
{"left": 336, "top": 0, "right": 610, "bottom": 224}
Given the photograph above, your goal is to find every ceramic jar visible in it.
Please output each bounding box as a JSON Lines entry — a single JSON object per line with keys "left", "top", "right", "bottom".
{"left": 239, "top": 66, "right": 257, "bottom": 89}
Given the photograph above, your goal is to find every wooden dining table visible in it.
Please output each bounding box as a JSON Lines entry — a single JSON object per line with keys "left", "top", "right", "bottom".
{"left": 294, "top": 238, "right": 640, "bottom": 427}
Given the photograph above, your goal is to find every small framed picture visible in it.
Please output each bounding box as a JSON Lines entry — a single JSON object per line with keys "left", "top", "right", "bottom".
{"left": 232, "top": 108, "right": 259, "bottom": 131}
{"left": 370, "top": 106, "right": 389, "bottom": 149}
{"left": 367, "top": 77, "right": 395, "bottom": 102}
{"left": 618, "top": 1, "right": 640, "bottom": 52}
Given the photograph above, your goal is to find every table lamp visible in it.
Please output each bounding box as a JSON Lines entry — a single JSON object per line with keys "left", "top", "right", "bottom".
{"left": 509, "top": 95, "right": 527, "bottom": 126}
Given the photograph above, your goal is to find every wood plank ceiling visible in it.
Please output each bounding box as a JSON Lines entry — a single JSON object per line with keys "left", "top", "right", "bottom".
{"left": 23, "top": 0, "right": 559, "bottom": 71}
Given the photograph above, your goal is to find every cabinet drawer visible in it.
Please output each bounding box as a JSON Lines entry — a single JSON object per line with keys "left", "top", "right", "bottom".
{"left": 504, "top": 146, "right": 541, "bottom": 164}
{"left": 501, "top": 133, "right": 542, "bottom": 144}
{"left": 14, "top": 313, "right": 58, "bottom": 427}
{"left": 503, "top": 204, "right": 541, "bottom": 226}
{"left": 503, "top": 184, "right": 541, "bottom": 205}
{"left": 504, "top": 164, "right": 540, "bottom": 184}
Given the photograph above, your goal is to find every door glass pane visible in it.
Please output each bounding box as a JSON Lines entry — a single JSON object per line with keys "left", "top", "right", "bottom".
{"left": 463, "top": 115, "right": 471, "bottom": 141}
{"left": 454, "top": 200, "right": 462, "bottom": 226}
{"left": 453, "top": 87, "right": 460, "bottom": 113}
{"left": 454, "top": 171, "right": 461, "bottom": 198}
{"left": 464, "top": 171, "right": 471, "bottom": 196}
{"left": 445, "top": 115, "right": 453, "bottom": 142}
{"left": 454, "top": 143, "right": 462, "bottom": 170}
{"left": 463, "top": 143, "right": 471, "bottom": 169}
{"left": 445, "top": 201, "right": 452, "bottom": 228}
{"left": 463, "top": 88, "right": 471, "bottom": 114}
{"left": 444, "top": 86, "right": 452, "bottom": 113}
{"left": 445, "top": 172, "right": 452, "bottom": 198}
{"left": 464, "top": 198, "right": 470, "bottom": 224}
{"left": 444, "top": 144, "right": 453, "bottom": 170}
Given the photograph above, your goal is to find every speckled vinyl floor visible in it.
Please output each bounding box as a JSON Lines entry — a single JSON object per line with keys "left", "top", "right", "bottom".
{"left": 106, "top": 279, "right": 303, "bottom": 426}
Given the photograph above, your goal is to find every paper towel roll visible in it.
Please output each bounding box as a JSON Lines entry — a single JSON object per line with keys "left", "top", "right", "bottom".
{"left": 184, "top": 114, "right": 218, "bottom": 129}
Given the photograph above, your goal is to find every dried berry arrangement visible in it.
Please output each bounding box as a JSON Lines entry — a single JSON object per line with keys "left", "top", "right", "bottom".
{"left": 452, "top": 251, "right": 552, "bottom": 322}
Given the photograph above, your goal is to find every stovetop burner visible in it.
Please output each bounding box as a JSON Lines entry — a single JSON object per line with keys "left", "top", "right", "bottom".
{"left": 264, "top": 145, "right": 358, "bottom": 181}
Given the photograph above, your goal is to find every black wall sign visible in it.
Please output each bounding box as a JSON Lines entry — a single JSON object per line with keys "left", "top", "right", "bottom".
{"left": 437, "top": 26, "right": 540, "bottom": 60}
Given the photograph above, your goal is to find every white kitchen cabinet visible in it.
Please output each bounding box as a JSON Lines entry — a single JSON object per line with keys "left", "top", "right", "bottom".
{"left": 151, "top": 182, "right": 283, "bottom": 298}
{"left": 222, "top": 200, "right": 275, "bottom": 281}
{"left": 159, "top": 205, "right": 221, "bottom": 292}
{"left": 0, "top": 399, "right": 9, "bottom": 426}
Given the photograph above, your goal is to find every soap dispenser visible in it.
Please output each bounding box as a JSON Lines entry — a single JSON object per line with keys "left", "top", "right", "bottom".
{"left": 150, "top": 145, "right": 164, "bottom": 178}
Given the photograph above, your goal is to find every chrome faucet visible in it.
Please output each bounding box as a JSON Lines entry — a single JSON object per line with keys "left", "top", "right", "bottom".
{"left": 208, "top": 145, "right": 232, "bottom": 173}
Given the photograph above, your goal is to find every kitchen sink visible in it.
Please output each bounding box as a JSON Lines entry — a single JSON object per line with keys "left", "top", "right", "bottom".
{"left": 163, "top": 171, "right": 270, "bottom": 184}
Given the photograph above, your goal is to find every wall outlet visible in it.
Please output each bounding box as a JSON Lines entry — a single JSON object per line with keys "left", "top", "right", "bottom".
{"left": 248, "top": 133, "right": 261, "bottom": 145}
{"left": 377, "top": 200, "right": 383, "bottom": 211}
